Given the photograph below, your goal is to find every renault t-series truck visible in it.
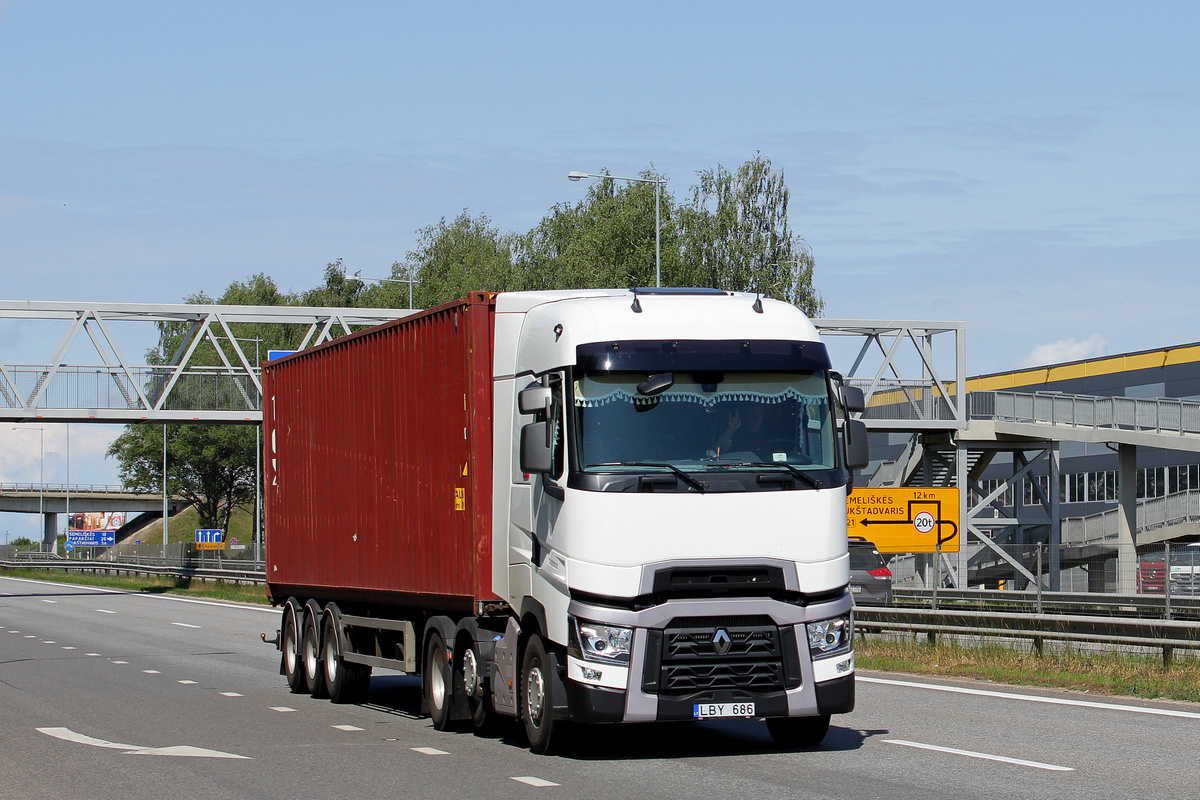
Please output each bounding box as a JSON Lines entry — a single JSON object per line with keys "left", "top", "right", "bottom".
{"left": 262, "top": 288, "right": 869, "bottom": 754}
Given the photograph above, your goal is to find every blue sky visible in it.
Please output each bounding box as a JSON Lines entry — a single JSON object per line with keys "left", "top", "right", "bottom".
{"left": 2, "top": 2, "right": 1199, "bottom": 535}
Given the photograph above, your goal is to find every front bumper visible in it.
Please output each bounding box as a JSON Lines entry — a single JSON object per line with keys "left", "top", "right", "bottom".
{"left": 565, "top": 593, "right": 855, "bottom": 723}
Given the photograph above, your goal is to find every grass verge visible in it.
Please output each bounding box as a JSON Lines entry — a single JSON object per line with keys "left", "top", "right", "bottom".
{"left": 0, "top": 567, "right": 270, "bottom": 606}
{"left": 857, "top": 635, "right": 1200, "bottom": 704}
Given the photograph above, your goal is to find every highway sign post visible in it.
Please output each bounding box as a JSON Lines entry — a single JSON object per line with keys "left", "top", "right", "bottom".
{"left": 847, "top": 488, "right": 959, "bottom": 553}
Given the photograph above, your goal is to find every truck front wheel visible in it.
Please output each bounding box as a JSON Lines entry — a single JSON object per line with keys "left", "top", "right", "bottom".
{"left": 424, "top": 632, "right": 455, "bottom": 730}
{"left": 766, "top": 714, "right": 831, "bottom": 749}
{"left": 521, "top": 634, "right": 560, "bottom": 754}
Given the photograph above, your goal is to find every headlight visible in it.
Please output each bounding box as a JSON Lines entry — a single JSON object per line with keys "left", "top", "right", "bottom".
{"left": 806, "top": 613, "right": 853, "bottom": 660}
{"left": 569, "top": 617, "right": 632, "bottom": 665}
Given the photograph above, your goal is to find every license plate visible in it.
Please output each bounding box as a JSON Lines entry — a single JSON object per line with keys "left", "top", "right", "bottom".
{"left": 849, "top": 584, "right": 863, "bottom": 593}
{"left": 693, "top": 702, "right": 755, "bottom": 719}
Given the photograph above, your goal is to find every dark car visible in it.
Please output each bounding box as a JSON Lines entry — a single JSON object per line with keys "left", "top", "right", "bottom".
{"left": 848, "top": 537, "right": 893, "bottom": 604}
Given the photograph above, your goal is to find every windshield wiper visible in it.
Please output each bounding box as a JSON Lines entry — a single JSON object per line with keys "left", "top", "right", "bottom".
{"left": 600, "top": 462, "right": 708, "bottom": 493}
{"left": 736, "top": 462, "right": 824, "bottom": 489}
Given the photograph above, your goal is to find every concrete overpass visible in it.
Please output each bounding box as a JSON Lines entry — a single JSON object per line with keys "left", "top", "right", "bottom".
{"left": 0, "top": 483, "right": 183, "bottom": 551}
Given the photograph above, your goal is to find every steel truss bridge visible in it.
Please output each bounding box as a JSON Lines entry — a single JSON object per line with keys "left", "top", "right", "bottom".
{"left": 11, "top": 299, "right": 1194, "bottom": 592}
{"left": 0, "top": 300, "right": 416, "bottom": 423}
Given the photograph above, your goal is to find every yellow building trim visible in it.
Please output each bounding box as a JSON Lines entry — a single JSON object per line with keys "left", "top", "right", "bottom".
{"left": 858, "top": 342, "right": 1200, "bottom": 408}
{"left": 966, "top": 342, "right": 1200, "bottom": 393}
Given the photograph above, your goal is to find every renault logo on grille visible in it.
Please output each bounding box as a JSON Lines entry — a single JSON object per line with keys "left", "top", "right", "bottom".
{"left": 711, "top": 629, "right": 732, "bottom": 656}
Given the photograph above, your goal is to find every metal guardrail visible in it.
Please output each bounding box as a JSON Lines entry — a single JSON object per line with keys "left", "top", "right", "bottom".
{"left": 855, "top": 605, "right": 1200, "bottom": 665}
{"left": 0, "top": 558, "right": 266, "bottom": 586}
{"left": 888, "top": 587, "right": 1200, "bottom": 619}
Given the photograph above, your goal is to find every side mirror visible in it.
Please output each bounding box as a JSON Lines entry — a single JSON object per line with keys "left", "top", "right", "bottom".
{"left": 519, "top": 385, "right": 552, "bottom": 415}
{"left": 844, "top": 419, "right": 870, "bottom": 471}
{"left": 520, "top": 422, "right": 552, "bottom": 474}
{"left": 841, "top": 385, "right": 866, "bottom": 414}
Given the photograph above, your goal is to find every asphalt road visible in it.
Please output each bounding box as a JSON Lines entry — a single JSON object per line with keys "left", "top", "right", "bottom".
{"left": 3, "top": 574, "right": 1198, "bottom": 800}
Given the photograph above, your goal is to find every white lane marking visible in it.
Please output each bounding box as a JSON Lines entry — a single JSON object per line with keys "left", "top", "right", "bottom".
{"left": 40, "top": 599, "right": 57, "bottom": 604}
{"left": 42, "top": 641, "right": 56, "bottom": 644}
{"left": 332, "top": 725, "right": 363, "bottom": 731}
{"left": 220, "top": 692, "right": 243, "bottom": 697}
{"left": 885, "top": 739, "right": 1073, "bottom": 772}
{"left": 142, "top": 670, "right": 161, "bottom": 674}
{"left": 0, "top": 576, "right": 275, "bottom": 614}
{"left": 111, "top": 661, "right": 128, "bottom": 665}
{"left": 860, "top": 676, "right": 1200, "bottom": 720}
{"left": 270, "top": 706, "right": 295, "bottom": 712}
{"left": 171, "top": 622, "right": 201, "bottom": 629}
{"left": 37, "top": 727, "right": 251, "bottom": 759}
{"left": 412, "top": 746, "right": 450, "bottom": 755}
{"left": 85, "top": 653, "right": 100, "bottom": 657}
{"left": 95, "top": 609, "right": 116, "bottom": 614}
{"left": 511, "top": 777, "right": 560, "bottom": 787}
{"left": 62, "top": 647, "right": 76, "bottom": 650}
{"left": 8, "top": 630, "right": 19, "bottom": 633}
{"left": 24, "top": 635, "right": 36, "bottom": 638}
{"left": 178, "top": 680, "right": 198, "bottom": 685}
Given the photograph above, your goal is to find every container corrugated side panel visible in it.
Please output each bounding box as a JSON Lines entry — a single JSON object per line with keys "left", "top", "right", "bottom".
{"left": 264, "top": 295, "right": 495, "bottom": 608}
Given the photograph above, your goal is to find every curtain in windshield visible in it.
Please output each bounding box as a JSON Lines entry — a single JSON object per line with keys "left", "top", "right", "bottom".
{"left": 574, "top": 372, "right": 833, "bottom": 469}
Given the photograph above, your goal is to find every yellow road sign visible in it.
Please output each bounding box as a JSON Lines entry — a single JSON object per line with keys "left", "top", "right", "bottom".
{"left": 847, "top": 487, "right": 959, "bottom": 553}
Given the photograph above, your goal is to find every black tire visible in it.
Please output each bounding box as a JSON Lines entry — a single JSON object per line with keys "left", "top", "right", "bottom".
{"left": 520, "top": 634, "right": 561, "bottom": 755}
{"left": 322, "top": 613, "right": 367, "bottom": 704}
{"left": 301, "top": 607, "right": 328, "bottom": 698}
{"left": 766, "top": 714, "right": 831, "bottom": 749}
{"left": 458, "top": 639, "right": 496, "bottom": 734}
{"left": 424, "top": 632, "right": 454, "bottom": 731}
{"left": 281, "top": 602, "right": 306, "bottom": 694}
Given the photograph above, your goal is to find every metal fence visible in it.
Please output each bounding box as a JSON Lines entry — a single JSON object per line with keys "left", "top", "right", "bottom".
{"left": 878, "top": 539, "right": 1200, "bottom": 611}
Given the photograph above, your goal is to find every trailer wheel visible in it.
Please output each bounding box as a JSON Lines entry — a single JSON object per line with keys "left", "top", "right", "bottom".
{"left": 520, "top": 634, "right": 559, "bottom": 754}
{"left": 766, "top": 714, "right": 830, "bottom": 749}
{"left": 281, "top": 601, "right": 306, "bottom": 694}
{"left": 301, "top": 606, "right": 328, "bottom": 698}
{"left": 322, "top": 613, "right": 367, "bottom": 704}
{"left": 424, "top": 632, "right": 455, "bottom": 730}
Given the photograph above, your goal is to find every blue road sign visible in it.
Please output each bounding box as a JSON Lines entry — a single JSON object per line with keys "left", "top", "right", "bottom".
{"left": 67, "top": 530, "right": 116, "bottom": 547}
{"left": 195, "top": 529, "right": 224, "bottom": 544}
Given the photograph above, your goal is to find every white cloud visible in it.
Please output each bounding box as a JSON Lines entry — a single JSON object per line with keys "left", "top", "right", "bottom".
{"left": 1019, "top": 335, "right": 1109, "bottom": 369}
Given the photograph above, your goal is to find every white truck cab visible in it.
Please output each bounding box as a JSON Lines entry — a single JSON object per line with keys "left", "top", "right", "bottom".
{"left": 487, "top": 288, "right": 867, "bottom": 751}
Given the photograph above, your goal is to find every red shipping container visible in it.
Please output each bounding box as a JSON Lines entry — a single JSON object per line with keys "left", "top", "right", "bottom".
{"left": 263, "top": 293, "right": 496, "bottom": 611}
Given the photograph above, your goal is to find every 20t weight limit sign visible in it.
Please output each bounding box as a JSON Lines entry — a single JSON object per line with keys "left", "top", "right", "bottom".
{"left": 846, "top": 488, "right": 959, "bottom": 553}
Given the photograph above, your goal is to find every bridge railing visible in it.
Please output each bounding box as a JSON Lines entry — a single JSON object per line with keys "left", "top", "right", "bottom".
{"left": 0, "top": 482, "right": 146, "bottom": 494}
{"left": 969, "top": 390, "right": 1200, "bottom": 436}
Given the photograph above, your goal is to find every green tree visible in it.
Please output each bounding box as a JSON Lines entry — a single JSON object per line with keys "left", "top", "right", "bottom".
{"left": 402, "top": 211, "right": 519, "bottom": 308}
{"left": 107, "top": 424, "right": 256, "bottom": 532}
{"left": 110, "top": 273, "right": 307, "bottom": 533}
{"left": 515, "top": 169, "right": 680, "bottom": 290}
{"left": 679, "top": 154, "right": 822, "bottom": 315}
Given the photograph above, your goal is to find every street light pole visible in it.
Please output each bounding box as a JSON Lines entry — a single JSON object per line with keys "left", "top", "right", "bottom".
{"left": 569, "top": 170, "right": 668, "bottom": 288}
{"left": 347, "top": 274, "right": 420, "bottom": 309}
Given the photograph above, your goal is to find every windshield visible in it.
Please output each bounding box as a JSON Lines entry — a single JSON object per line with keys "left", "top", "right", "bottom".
{"left": 573, "top": 371, "right": 835, "bottom": 471}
